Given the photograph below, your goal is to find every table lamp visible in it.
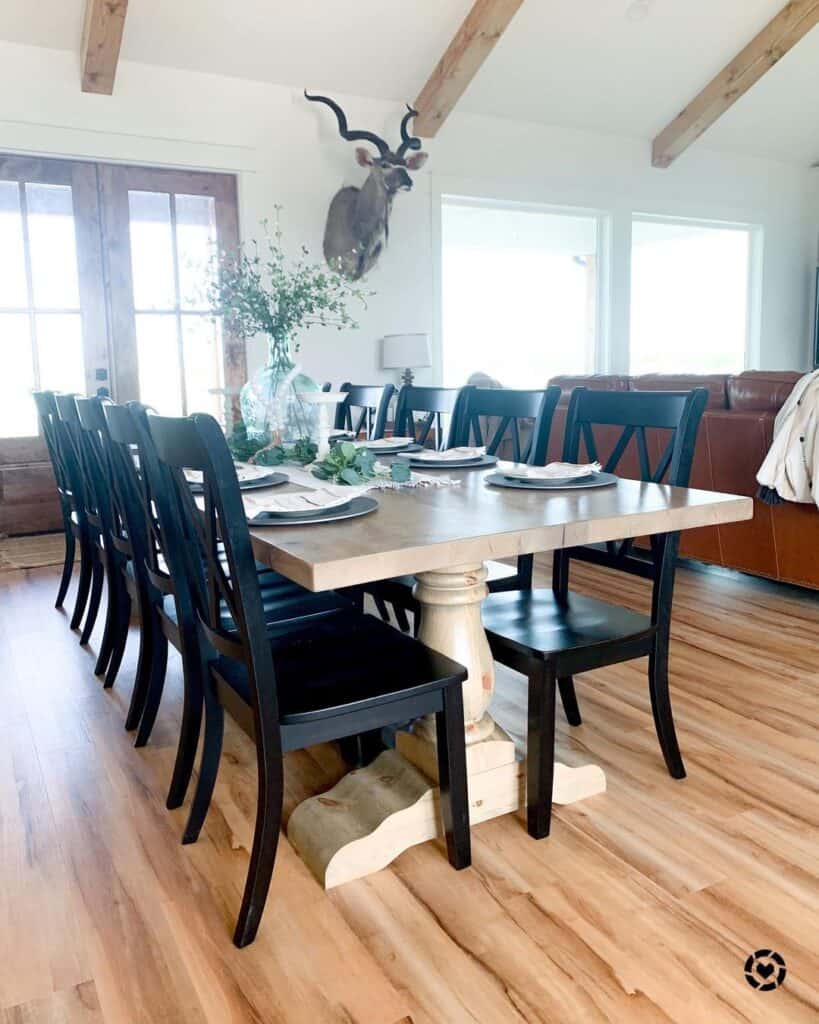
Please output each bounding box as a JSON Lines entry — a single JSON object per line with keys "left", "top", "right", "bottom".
{"left": 381, "top": 333, "right": 431, "bottom": 387}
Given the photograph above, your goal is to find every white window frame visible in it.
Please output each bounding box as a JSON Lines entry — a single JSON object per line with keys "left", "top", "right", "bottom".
{"left": 628, "top": 212, "right": 764, "bottom": 374}
{"left": 435, "top": 191, "right": 612, "bottom": 385}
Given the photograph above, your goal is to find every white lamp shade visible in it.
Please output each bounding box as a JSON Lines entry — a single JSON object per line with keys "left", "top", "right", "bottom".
{"left": 381, "top": 333, "right": 431, "bottom": 370}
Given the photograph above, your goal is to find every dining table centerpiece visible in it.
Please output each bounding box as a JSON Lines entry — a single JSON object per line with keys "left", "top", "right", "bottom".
{"left": 208, "top": 208, "right": 370, "bottom": 443}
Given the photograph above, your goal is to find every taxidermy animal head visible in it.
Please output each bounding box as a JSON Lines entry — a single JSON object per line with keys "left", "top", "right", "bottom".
{"left": 305, "top": 91, "right": 428, "bottom": 280}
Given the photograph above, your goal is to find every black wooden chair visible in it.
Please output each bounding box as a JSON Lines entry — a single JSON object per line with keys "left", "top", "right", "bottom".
{"left": 126, "top": 402, "right": 354, "bottom": 808}
{"left": 393, "top": 385, "right": 464, "bottom": 451}
{"left": 33, "top": 391, "right": 85, "bottom": 616}
{"left": 333, "top": 382, "right": 395, "bottom": 440}
{"left": 374, "top": 386, "right": 562, "bottom": 630}
{"left": 481, "top": 387, "right": 709, "bottom": 840}
{"left": 146, "top": 410, "right": 471, "bottom": 947}
{"left": 73, "top": 396, "right": 133, "bottom": 688}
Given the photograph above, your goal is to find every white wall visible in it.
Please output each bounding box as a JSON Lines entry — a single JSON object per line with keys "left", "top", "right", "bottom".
{"left": 0, "top": 39, "right": 815, "bottom": 389}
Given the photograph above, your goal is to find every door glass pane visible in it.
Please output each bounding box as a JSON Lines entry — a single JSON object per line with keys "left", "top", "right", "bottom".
{"left": 36, "top": 313, "right": 85, "bottom": 394}
{"left": 136, "top": 313, "right": 182, "bottom": 416}
{"left": 0, "top": 313, "right": 35, "bottom": 437}
{"left": 182, "top": 315, "right": 223, "bottom": 418}
{"left": 0, "top": 182, "right": 27, "bottom": 308}
{"left": 176, "top": 194, "right": 217, "bottom": 310}
{"left": 25, "top": 183, "right": 81, "bottom": 309}
{"left": 630, "top": 219, "right": 752, "bottom": 374}
{"left": 441, "top": 199, "right": 598, "bottom": 386}
{"left": 129, "top": 191, "right": 176, "bottom": 310}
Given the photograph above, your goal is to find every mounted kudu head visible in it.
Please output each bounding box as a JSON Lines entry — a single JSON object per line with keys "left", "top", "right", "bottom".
{"left": 305, "top": 91, "right": 428, "bottom": 280}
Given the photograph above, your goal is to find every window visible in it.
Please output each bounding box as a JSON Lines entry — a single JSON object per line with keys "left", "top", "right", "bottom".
{"left": 441, "top": 198, "right": 600, "bottom": 387}
{"left": 630, "top": 217, "right": 755, "bottom": 375}
{"left": 0, "top": 177, "right": 87, "bottom": 438}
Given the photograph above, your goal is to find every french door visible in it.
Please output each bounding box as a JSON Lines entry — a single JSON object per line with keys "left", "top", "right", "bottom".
{"left": 101, "top": 165, "right": 243, "bottom": 415}
{"left": 0, "top": 154, "right": 242, "bottom": 534}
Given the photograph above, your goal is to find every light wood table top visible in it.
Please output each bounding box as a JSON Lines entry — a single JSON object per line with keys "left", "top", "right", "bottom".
{"left": 249, "top": 468, "right": 753, "bottom": 591}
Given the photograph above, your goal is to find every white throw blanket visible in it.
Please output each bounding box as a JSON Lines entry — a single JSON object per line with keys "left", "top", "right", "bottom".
{"left": 756, "top": 369, "right": 819, "bottom": 505}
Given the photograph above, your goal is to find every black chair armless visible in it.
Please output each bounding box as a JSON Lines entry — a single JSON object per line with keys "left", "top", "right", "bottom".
{"left": 146, "top": 410, "right": 471, "bottom": 947}
{"left": 481, "top": 387, "right": 708, "bottom": 840}
{"left": 393, "top": 385, "right": 464, "bottom": 451}
{"left": 333, "top": 382, "right": 395, "bottom": 440}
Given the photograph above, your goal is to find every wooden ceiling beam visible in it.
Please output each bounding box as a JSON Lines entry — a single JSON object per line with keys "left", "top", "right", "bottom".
{"left": 653, "top": 0, "right": 819, "bottom": 168}
{"left": 413, "top": 0, "right": 525, "bottom": 138}
{"left": 81, "top": 0, "right": 129, "bottom": 94}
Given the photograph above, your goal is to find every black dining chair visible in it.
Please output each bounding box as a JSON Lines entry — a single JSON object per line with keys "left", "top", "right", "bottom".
{"left": 126, "top": 402, "right": 355, "bottom": 807}
{"left": 374, "top": 386, "right": 562, "bottom": 631}
{"left": 146, "top": 410, "right": 471, "bottom": 946}
{"left": 481, "top": 386, "right": 709, "bottom": 840}
{"left": 393, "top": 385, "right": 464, "bottom": 451}
{"left": 73, "top": 396, "right": 133, "bottom": 688}
{"left": 33, "top": 391, "right": 85, "bottom": 617}
{"left": 54, "top": 394, "right": 125, "bottom": 677}
{"left": 333, "top": 382, "right": 395, "bottom": 440}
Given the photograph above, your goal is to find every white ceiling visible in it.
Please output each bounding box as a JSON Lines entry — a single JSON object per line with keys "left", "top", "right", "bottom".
{"left": 1, "top": 0, "right": 818, "bottom": 165}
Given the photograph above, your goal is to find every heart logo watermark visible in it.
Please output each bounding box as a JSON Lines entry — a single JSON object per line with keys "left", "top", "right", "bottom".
{"left": 744, "top": 950, "right": 787, "bottom": 992}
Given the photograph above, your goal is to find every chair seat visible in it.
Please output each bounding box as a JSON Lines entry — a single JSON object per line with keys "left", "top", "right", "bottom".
{"left": 214, "top": 610, "right": 467, "bottom": 725}
{"left": 482, "top": 589, "right": 655, "bottom": 663}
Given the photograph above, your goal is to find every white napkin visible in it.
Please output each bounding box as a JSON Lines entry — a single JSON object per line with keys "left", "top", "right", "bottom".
{"left": 401, "top": 446, "right": 486, "bottom": 463}
{"left": 499, "top": 460, "right": 601, "bottom": 481}
{"left": 355, "top": 436, "right": 415, "bottom": 450}
{"left": 185, "top": 462, "right": 273, "bottom": 485}
{"left": 243, "top": 487, "right": 351, "bottom": 518}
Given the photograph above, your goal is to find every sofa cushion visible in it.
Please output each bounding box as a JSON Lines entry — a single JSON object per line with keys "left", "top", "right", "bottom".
{"left": 630, "top": 374, "right": 728, "bottom": 410}
{"left": 726, "top": 371, "right": 801, "bottom": 412}
{"left": 549, "top": 375, "right": 630, "bottom": 405}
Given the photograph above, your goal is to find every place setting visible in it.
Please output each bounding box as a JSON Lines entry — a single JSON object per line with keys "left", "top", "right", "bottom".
{"left": 485, "top": 460, "right": 618, "bottom": 490}
{"left": 185, "top": 462, "right": 289, "bottom": 494}
{"left": 242, "top": 485, "right": 379, "bottom": 525}
{"left": 394, "top": 445, "right": 498, "bottom": 470}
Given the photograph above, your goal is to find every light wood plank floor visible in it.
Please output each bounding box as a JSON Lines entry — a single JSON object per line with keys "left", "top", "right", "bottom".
{"left": 1, "top": 557, "right": 818, "bottom": 1023}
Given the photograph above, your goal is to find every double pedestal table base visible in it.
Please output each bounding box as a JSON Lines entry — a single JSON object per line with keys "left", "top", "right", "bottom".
{"left": 288, "top": 562, "right": 606, "bottom": 888}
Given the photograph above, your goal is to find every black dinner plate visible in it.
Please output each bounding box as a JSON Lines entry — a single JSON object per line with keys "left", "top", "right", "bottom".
{"left": 395, "top": 453, "right": 498, "bottom": 470}
{"left": 249, "top": 495, "right": 378, "bottom": 525}
{"left": 189, "top": 470, "right": 288, "bottom": 494}
{"left": 485, "top": 471, "right": 618, "bottom": 491}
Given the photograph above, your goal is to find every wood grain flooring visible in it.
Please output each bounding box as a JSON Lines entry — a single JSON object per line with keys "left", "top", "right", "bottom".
{"left": 1, "top": 558, "right": 818, "bottom": 1023}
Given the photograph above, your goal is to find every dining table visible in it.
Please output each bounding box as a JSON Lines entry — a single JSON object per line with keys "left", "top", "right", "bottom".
{"left": 246, "top": 463, "right": 753, "bottom": 888}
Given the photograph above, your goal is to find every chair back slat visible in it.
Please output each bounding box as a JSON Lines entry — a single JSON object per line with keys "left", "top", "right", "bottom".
{"left": 394, "top": 386, "right": 463, "bottom": 451}
{"left": 554, "top": 387, "right": 708, "bottom": 612}
{"left": 33, "top": 391, "right": 74, "bottom": 499}
{"left": 333, "top": 383, "right": 394, "bottom": 440}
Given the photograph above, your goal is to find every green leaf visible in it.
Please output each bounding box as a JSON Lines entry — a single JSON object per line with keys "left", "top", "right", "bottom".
{"left": 340, "top": 467, "right": 362, "bottom": 486}
{"left": 339, "top": 441, "right": 357, "bottom": 461}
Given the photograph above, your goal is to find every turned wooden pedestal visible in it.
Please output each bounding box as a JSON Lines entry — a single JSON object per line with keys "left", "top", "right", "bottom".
{"left": 287, "top": 562, "right": 606, "bottom": 888}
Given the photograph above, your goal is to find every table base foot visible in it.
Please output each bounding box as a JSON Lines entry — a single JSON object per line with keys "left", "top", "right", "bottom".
{"left": 287, "top": 730, "right": 606, "bottom": 889}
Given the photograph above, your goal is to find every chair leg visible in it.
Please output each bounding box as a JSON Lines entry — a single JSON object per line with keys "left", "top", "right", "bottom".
{"left": 434, "top": 684, "right": 471, "bottom": 871}
{"left": 94, "top": 571, "right": 119, "bottom": 676}
{"left": 557, "top": 675, "right": 582, "bottom": 726}
{"left": 69, "top": 539, "right": 93, "bottom": 631}
{"left": 134, "top": 626, "right": 169, "bottom": 747}
{"left": 526, "top": 662, "right": 557, "bottom": 840}
{"left": 55, "top": 521, "right": 75, "bottom": 609}
{"left": 182, "top": 685, "right": 224, "bottom": 845}
{"left": 648, "top": 640, "right": 686, "bottom": 780}
{"left": 103, "top": 583, "right": 131, "bottom": 689}
{"left": 166, "top": 655, "right": 204, "bottom": 810}
{"left": 124, "top": 603, "right": 154, "bottom": 731}
{"left": 79, "top": 558, "right": 104, "bottom": 646}
{"left": 233, "top": 746, "right": 284, "bottom": 947}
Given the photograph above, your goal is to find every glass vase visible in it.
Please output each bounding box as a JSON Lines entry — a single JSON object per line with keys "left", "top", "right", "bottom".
{"left": 239, "top": 338, "right": 321, "bottom": 444}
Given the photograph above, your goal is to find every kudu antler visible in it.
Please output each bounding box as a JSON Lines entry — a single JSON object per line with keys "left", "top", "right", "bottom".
{"left": 305, "top": 91, "right": 428, "bottom": 280}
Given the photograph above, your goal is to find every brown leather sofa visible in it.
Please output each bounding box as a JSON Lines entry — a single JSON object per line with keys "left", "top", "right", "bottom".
{"left": 547, "top": 371, "right": 819, "bottom": 589}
